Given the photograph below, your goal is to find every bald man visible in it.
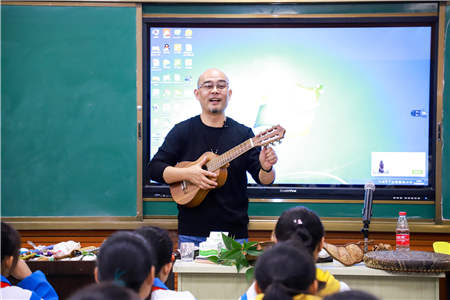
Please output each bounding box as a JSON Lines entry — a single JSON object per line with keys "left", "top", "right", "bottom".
{"left": 150, "top": 68, "right": 278, "bottom": 245}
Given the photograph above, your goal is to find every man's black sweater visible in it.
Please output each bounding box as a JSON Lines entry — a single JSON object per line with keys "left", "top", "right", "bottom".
{"left": 149, "top": 115, "right": 262, "bottom": 238}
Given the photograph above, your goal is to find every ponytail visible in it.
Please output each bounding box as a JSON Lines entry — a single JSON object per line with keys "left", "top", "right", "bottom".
{"left": 263, "top": 281, "right": 293, "bottom": 300}
{"left": 291, "top": 223, "right": 315, "bottom": 254}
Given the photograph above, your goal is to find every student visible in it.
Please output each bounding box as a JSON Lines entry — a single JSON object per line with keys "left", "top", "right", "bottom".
{"left": 1, "top": 222, "right": 59, "bottom": 300}
{"left": 135, "top": 226, "right": 196, "bottom": 300}
{"left": 323, "top": 290, "right": 379, "bottom": 300}
{"left": 95, "top": 231, "right": 155, "bottom": 300}
{"left": 253, "top": 241, "right": 321, "bottom": 300}
{"left": 240, "top": 206, "right": 349, "bottom": 300}
{"left": 67, "top": 282, "right": 140, "bottom": 300}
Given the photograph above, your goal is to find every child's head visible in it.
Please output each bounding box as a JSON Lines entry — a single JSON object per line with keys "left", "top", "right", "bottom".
{"left": 323, "top": 290, "right": 380, "bottom": 300}
{"left": 95, "top": 231, "right": 155, "bottom": 299}
{"left": 274, "top": 206, "right": 324, "bottom": 257}
{"left": 68, "top": 282, "right": 140, "bottom": 300}
{"left": 255, "top": 241, "right": 317, "bottom": 300}
{"left": 1, "top": 222, "right": 21, "bottom": 276}
{"left": 135, "top": 226, "right": 173, "bottom": 281}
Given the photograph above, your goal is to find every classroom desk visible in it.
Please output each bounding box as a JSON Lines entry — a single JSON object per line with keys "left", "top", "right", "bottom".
{"left": 26, "top": 260, "right": 176, "bottom": 299}
{"left": 27, "top": 261, "right": 96, "bottom": 299}
{"left": 173, "top": 259, "right": 445, "bottom": 300}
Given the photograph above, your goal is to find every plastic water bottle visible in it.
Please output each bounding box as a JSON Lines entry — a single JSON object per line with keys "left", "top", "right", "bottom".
{"left": 395, "top": 211, "right": 410, "bottom": 251}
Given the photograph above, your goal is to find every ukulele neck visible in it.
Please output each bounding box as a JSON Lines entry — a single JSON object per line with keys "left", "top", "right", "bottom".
{"left": 206, "top": 138, "right": 254, "bottom": 171}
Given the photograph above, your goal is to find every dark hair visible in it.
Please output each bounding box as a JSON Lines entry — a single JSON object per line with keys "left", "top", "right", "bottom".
{"left": 68, "top": 282, "right": 140, "bottom": 300}
{"left": 135, "top": 226, "right": 173, "bottom": 276}
{"left": 96, "top": 231, "right": 154, "bottom": 293}
{"left": 274, "top": 206, "right": 324, "bottom": 255}
{"left": 1, "top": 222, "right": 21, "bottom": 274}
{"left": 323, "top": 290, "right": 380, "bottom": 300}
{"left": 255, "top": 241, "right": 316, "bottom": 300}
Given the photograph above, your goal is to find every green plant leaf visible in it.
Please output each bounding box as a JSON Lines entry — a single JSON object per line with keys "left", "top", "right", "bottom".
{"left": 218, "top": 259, "right": 234, "bottom": 266}
{"left": 246, "top": 249, "right": 263, "bottom": 256}
{"left": 221, "top": 233, "right": 235, "bottom": 250}
{"left": 244, "top": 242, "right": 258, "bottom": 249}
{"left": 208, "top": 256, "right": 219, "bottom": 263}
{"left": 222, "top": 233, "right": 242, "bottom": 250}
{"left": 221, "top": 248, "right": 242, "bottom": 260}
{"left": 236, "top": 255, "right": 249, "bottom": 267}
{"left": 245, "top": 267, "right": 255, "bottom": 282}
{"left": 208, "top": 235, "right": 260, "bottom": 274}
{"left": 236, "top": 262, "right": 243, "bottom": 273}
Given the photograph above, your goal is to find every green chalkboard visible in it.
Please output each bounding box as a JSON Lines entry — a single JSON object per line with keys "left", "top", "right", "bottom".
{"left": 1, "top": 5, "right": 137, "bottom": 216}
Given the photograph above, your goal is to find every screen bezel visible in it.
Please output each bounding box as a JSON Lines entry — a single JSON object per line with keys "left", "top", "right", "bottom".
{"left": 142, "top": 16, "right": 438, "bottom": 202}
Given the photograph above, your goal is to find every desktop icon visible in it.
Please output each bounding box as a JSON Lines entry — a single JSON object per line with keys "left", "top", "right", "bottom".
{"left": 174, "top": 43, "right": 182, "bottom": 53}
{"left": 152, "top": 59, "right": 160, "bottom": 67}
{"left": 163, "top": 44, "right": 170, "bottom": 54}
{"left": 174, "top": 29, "right": 182, "bottom": 36}
{"left": 173, "top": 59, "right": 182, "bottom": 68}
{"left": 163, "top": 28, "right": 171, "bottom": 38}
{"left": 163, "top": 59, "right": 171, "bottom": 68}
{"left": 152, "top": 29, "right": 160, "bottom": 37}
{"left": 185, "top": 29, "right": 193, "bottom": 37}
{"left": 185, "top": 44, "right": 192, "bottom": 52}
{"left": 185, "top": 59, "right": 192, "bottom": 68}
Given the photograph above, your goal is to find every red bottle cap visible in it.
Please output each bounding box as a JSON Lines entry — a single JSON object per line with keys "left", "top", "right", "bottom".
{"left": 399, "top": 211, "right": 407, "bottom": 216}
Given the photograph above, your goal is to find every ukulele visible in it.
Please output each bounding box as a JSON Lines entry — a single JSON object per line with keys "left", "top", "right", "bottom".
{"left": 170, "top": 125, "right": 286, "bottom": 207}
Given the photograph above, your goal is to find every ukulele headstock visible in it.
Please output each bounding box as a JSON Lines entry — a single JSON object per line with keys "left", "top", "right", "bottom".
{"left": 253, "top": 125, "right": 286, "bottom": 147}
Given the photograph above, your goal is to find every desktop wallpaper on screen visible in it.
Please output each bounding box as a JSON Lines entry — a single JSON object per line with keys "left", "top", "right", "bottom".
{"left": 148, "top": 26, "right": 431, "bottom": 187}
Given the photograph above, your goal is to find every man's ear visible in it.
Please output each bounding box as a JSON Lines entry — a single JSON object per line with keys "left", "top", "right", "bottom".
{"left": 227, "top": 88, "right": 232, "bottom": 99}
{"left": 194, "top": 89, "right": 200, "bottom": 100}
{"left": 94, "top": 267, "right": 100, "bottom": 283}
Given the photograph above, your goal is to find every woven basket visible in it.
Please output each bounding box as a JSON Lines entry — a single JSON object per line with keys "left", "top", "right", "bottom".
{"left": 364, "top": 250, "right": 450, "bottom": 273}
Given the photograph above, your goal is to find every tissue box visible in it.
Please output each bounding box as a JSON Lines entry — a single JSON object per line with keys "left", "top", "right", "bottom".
{"left": 198, "top": 231, "right": 228, "bottom": 257}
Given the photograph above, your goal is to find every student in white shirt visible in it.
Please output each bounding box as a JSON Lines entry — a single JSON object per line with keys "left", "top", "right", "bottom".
{"left": 136, "top": 226, "right": 197, "bottom": 300}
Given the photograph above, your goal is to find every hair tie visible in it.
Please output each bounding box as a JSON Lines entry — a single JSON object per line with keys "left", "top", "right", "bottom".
{"left": 293, "top": 218, "right": 303, "bottom": 225}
